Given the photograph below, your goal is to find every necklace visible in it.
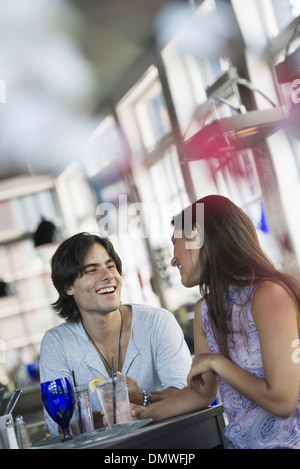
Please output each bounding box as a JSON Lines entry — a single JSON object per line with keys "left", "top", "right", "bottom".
{"left": 82, "top": 307, "right": 124, "bottom": 378}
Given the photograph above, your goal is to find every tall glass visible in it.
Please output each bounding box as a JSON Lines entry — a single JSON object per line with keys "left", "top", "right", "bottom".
{"left": 96, "top": 374, "right": 132, "bottom": 427}
{"left": 71, "top": 384, "right": 94, "bottom": 435}
{"left": 40, "top": 377, "right": 75, "bottom": 441}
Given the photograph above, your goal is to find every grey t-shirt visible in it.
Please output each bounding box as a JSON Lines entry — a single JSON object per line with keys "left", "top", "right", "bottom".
{"left": 39, "top": 304, "right": 192, "bottom": 435}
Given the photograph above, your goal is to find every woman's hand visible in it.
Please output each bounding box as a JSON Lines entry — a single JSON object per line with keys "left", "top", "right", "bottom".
{"left": 130, "top": 403, "right": 150, "bottom": 420}
{"left": 187, "top": 353, "right": 215, "bottom": 391}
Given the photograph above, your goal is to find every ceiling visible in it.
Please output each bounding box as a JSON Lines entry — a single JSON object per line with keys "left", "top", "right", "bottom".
{"left": 69, "top": 0, "right": 176, "bottom": 105}
{"left": 0, "top": 0, "right": 181, "bottom": 183}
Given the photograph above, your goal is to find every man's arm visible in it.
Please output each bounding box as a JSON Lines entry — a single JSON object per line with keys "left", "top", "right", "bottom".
{"left": 131, "top": 300, "right": 218, "bottom": 421}
{"left": 122, "top": 372, "right": 179, "bottom": 405}
{"left": 122, "top": 308, "right": 192, "bottom": 405}
{"left": 154, "top": 309, "right": 192, "bottom": 388}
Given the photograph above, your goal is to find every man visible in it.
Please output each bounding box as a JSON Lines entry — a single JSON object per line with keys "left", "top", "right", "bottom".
{"left": 39, "top": 232, "right": 191, "bottom": 434}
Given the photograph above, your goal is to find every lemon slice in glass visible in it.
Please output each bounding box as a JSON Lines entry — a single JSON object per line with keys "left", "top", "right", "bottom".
{"left": 88, "top": 377, "right": 106, "bottom": 393}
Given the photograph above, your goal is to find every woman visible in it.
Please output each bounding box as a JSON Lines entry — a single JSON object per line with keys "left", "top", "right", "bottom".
{"left": 132, "top": 195, "right": 300, "bottom": 449}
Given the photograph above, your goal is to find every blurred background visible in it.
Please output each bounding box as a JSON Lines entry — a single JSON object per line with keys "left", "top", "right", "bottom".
{"left": 0, "top": 0, "right": 300, "bottom": 412}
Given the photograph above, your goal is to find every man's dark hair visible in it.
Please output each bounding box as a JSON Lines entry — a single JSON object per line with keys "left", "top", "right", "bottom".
{"left": 51, "top": 232, "right": 122, "bottom": 322}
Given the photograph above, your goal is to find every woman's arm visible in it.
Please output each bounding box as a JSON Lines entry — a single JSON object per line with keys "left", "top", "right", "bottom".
{"left": 130, "top": 385, "right": 215, "bottom": 421}
{"left": 131, "top": 299, "right": 218, "bottom": 421}
{"left": 188, "top": 281, "right": 300, "bottom": 418}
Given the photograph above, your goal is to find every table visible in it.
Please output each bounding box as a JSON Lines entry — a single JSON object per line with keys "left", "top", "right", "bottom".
{"left": 98, "top": 404, "right": 228, "bottom": 449}
{"left": 32, "top": 405, "right": 229, "bottom": 449}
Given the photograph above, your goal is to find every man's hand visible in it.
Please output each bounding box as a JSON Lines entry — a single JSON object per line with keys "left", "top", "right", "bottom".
{"left": 116, "top": 371, "right": 144, "bottom": 405}
{"left": 100, "top": 372, "right": 144, "bottom": 426}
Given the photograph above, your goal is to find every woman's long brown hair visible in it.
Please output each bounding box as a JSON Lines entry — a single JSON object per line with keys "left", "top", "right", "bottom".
{"left": 172, "top": 195, "right": 300, "bottom": 357}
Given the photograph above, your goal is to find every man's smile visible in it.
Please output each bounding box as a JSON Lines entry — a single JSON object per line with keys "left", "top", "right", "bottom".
{"left": 96, "top": 286, "right": 117, "bottom": 295}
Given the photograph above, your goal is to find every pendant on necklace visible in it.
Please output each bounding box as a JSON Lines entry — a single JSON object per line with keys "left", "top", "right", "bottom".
{"left": 82, "top": 307, "right": 124, "bottom": 379}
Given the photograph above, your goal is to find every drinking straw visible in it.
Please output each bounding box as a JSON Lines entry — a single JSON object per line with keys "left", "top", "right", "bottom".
{"left": 72, "top": 370, "right": 77, "bottom": 386}
{"left": 111, "top": 357, "right": 116, "bottom": 425}
{"left": 0, "top": 386, "right": 6, "bottom": 414}
{"left": 4, "top": 389, "right": 22, "bottom": 415}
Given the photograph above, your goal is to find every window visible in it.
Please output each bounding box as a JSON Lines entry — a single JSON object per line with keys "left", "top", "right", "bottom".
{"left": 259, "top": 0, "right": 300, "bottom": 37}
{"left": 134, "top": 83, "right": 172, "bottom": 152}
{"left": 271, "top": 0, "right": 300, "bottom": 31}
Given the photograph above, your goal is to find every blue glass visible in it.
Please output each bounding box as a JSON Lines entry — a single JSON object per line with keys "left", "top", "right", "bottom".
{"left": 41, "top": 377, "right": 75, "bottom": 441}
{"left": 27, "top": 360, "right": 40, "bottom": 382}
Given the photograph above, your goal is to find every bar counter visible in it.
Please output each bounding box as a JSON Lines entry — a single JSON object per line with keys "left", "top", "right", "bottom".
{"left": 32, "top": 404, "right": 228, "bottom": 450}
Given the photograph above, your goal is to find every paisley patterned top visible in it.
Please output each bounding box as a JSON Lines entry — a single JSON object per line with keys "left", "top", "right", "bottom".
{"left": 201, "top": 284, "right": 300, "bottom": 449}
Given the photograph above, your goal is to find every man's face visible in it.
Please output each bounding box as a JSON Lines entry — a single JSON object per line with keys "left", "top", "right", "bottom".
{"left": 66, "top": 243, "right": 122, "bottom": 318}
